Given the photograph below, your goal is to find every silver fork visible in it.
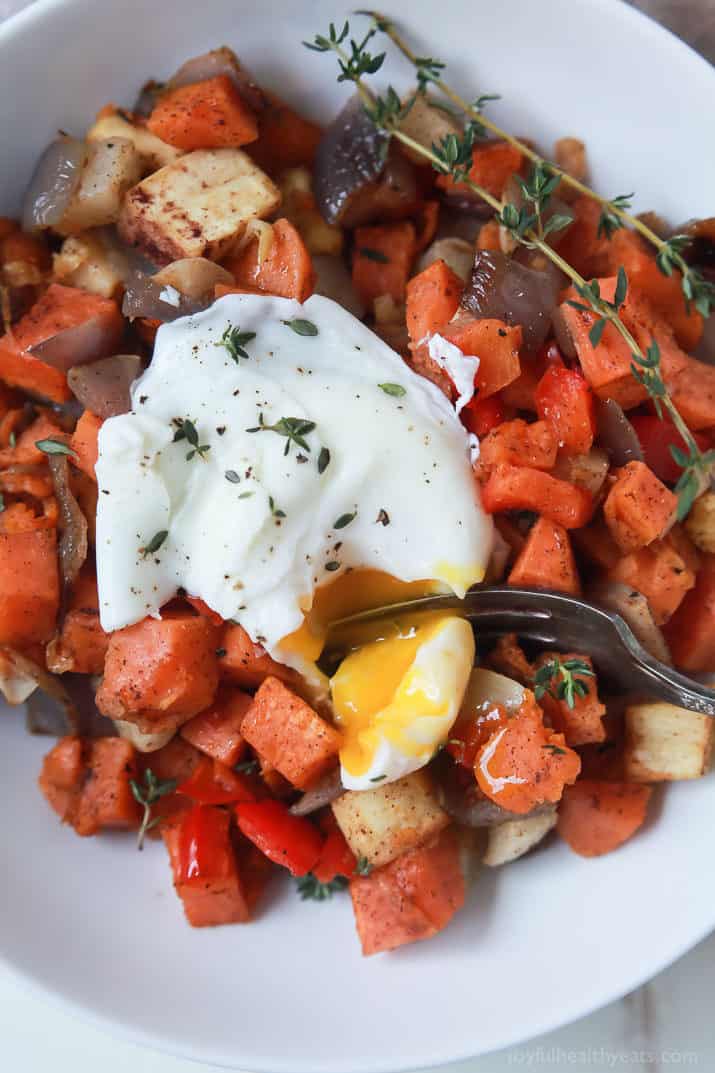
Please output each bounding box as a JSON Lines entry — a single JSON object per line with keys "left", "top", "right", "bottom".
{"left": 327, "top": 586, "right": 715, "bottom": 717}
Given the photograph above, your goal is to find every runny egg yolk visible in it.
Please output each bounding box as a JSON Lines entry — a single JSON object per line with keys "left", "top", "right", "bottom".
{"left": 278, "top": 569, "right": 445, "bottom": 665}
{"left": 330, "top": 613, "right": 475, "bottom": 788}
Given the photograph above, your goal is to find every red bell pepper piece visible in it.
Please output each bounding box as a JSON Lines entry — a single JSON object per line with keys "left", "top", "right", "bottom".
{"left": 629, "top": 415, "right": 711, "bottom": 486}
{"left": 313, "top": 827, "right": 357, "bottom": 883}
{"left": 535, "top": 362, "right": 596, "bottom": 455}
{"left": 235, "top": 799, "right": 323, "bottom": 876}
{"left": 176, "top": 803, "right": 236, "bottom": 884}
{"left": 177, "top": 756, "right": 255, "bottom": 805}
{"left": 461, "top": 394, "right": 506, "bottom": 439}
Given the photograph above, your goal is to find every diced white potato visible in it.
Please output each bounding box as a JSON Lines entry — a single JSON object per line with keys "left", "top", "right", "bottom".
{"left": 58, "top": 139, "right": 142, "bottom": 234}
{"left": 398, "top": 92, "right": 462, "bottom": 165}
{"left": 416, "top": 237, "right": 475, "bottom": 283}
{"left": 152, "top": 257, "right": 234, "bottom": 298}
{"left": 279, "top": 167, "right": 343, "bottom": 256}
{"left": 684, "top": 490, "right": 715, "bottom": 553}
{"left": 118, "top": 149, "right": 281, "bottom": 265}
{"left": 113, "top": 719, "right": 175, "bottom": 753}
{"left": 87, "top": 111, "right": 182, "bottom": 172}
{"left": 331, "top": 769, "right": 450, "bottom": 868}
{"left": 53, "top": 230, "right": 131, "bottom": 298}
{"left": 624, "top": 701, "right": 715, "bottom": 782}
{"left": 483, "top": 806, "right": 557, "bottom": 867}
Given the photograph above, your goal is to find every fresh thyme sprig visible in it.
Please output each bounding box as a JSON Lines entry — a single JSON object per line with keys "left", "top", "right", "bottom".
{"left": 305, "top": 18, "right": 714, "bottom": 518}
{"left": 534, "top": 658, "right": 594, "bottom": 710}
{"left": 246, "top": 413, "right": 317, "bottom": 455}
{"left": 130, "top": 768, "right": 177, "bottom": 850}
{"left": 296, "top": 873, "right": 349, "bottom": 901}
{"left": 173, "top": 418, "right": 210, "bottom": 461}
{"left": 359, "top": 10, "right": 715, "bottom": 317}
{"left": 215, "top": 324, "right": 256, "bottom": 362}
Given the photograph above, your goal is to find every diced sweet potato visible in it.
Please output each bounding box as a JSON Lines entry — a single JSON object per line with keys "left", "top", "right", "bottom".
{"left": 349, "top": 828, "right": 465, "bottom": 956}
{"left": 46, "top": 603, "right": 109, "bottom": 675}
{"left": 224, "top": 218, "right": 315, "bottom": 302}
{"left": 557, "top": 779, "right": 652, "bottom": 857}
{"left": 352, "top": 221, "right": 417, "bottom": 306}
{"left": 474, "top": 693, "right": 581, "bottom": 814}
{"left": 218, "top": 622, "right": 295, "bottom": 689}
{"left": 477, "top": 419, "right": 557, "bottom": 476}
{"left": 39, "top": 736, "right": 140, "bottom": 836}
{"left": 443, "top": 316, "right": 521, "bottom": 398}
{"left": 96, "top": 611, "right": 220, "bottom": 732}
{"left": 405, "top": 259, "right": 463, "bottom": 346}
{"left": 508, "top": 517, "right": 581, "bottom": 595}
{"left": 180, "top": 687, "right": 252, "bottom": 766}
{"left": 241, "top": 676, "right": 341, "bottom": 790}
{"left": 0, "top": 528, "right": 59, "bottom": 645}
{"left": 534, "top": 653, "right": 606, "bottom": 746}
{"left": 70, "top": 410, "right": 102, "bottom": 480}
{"left": 603, "top": 461, "right": 677, "bottom": 552}
{"left": 608, "top": 535, "right": 697, "bottom": 624}
{"left": 437, "top": 141, "right": 523, "bottom": 198}
{"left": 481, "top": 464, "right": 593, "bottom": 529}
{"left": 147, "top": 76, "right": 259, "bottom": 150}
{"left": 663, "top": 554, "right": 715, "bottom": 669}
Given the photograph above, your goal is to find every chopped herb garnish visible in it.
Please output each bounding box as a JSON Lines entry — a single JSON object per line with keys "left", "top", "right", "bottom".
{"left": 215, "top": 647, "right": 227, "bottom": 658}
{"left": 355, "top": 856, "right": 373, "bottom": 876}
{"left": 129, "top": 769, "right": 177, "bottom": 850}
{"left": 358, "top": 246, "right": 389, "bottom": 263}
{"left": 296, "top": 873, "right": 348, "bottom": 901}
{"left": 376, "top": 508, "right": 390, "bottom": 526}
{"left": 238, "top": 491, "right": 254, "bottom": 499}
{"left": 35, "top": 438, "right": 78, "bottom": 460}
{"left": 269, "top": 495, "right": 286, "bottom": 519}
{"left": 534, "top": 657, "right": 594, "bottom": 710}
{"left": 8, "top": 430, "right": 16, "bottom": 448}
{"left": 234, "top": 759, "right": 260, "bottom": 775}
{"left": 543, "top": 744, "right": 567, "bottom": 756}
{"left": 140, "top": 529, "right": 168, "bottom": 558}
{"left": 283, "top": 317, "right": 319, "bottom": 337}
{"left": 174, "top": 418, "right": 210, "bottom": 462}
{"left": 215, "top": 324, "right": 256, "bottom": 362}
{"left": 378, "top": 382, "right": 406, "bottom": 397}
{"left": 334, "top": 511, "right": 356, "bottom": 529}
{"left": 247, "top": 413, "right": 316, "bottom": 456}
{"left": 370, "top": 774, "right": 387, "bottom": 783}
{"left": 0, "top": 492, "right": 4, "bottom": 512}
{"left": 225, "top": 469, "right": 241, "bottom": 483}
{"left": 317, "top": 446, "right": 331, "bottom": 474}
{"left": 325, "top": 560, "right": 341, "bottom": 572}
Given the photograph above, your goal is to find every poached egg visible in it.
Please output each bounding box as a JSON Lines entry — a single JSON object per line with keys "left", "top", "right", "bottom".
{"left": 96, "top": 292, "right": 493, "bottom": 785}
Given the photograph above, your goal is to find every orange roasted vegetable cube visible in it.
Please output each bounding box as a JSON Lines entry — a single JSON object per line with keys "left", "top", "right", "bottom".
{"left": 557, "top": 779, "right": 652, "bottom": 858}
{"left": 218, "top": 622, "right": 295, "bottom": 689}
{"left": 147, "top": 75, "right": 259, "bottom": 150}
{"left": 39, "top": 736, "right": 140, "bottom": 836}
{"left": 508, "top": 517, "right": 581, "bottom": 595}
{"left": 96, "top": 610, "right": 220, "bottom": 732}
{"left": 70, "top": 410, "right": 102, "bottom": 480}
{"left": 180, "top": 687, "right": 252, "bottom": 766}
{"left": 534, "top": 653, "right": 606, "bottom": 747}
{"left": 603, "top": 461, "right": 677, "bottom": 552}
{"left": 0, "top": 529, "right": 59, "bottom": 645}
{"left": 241, "top": 676, "right": 342, "bottom": 790}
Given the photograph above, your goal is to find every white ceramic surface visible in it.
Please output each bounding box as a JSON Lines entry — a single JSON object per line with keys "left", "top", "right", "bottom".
{"left": 0, "top": 2, "right": 714, "bottom": 1071}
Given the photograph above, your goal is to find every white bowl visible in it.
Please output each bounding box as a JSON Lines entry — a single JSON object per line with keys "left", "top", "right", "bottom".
{"left": 1, "top": 1, "right": 714, "bottom": 1070}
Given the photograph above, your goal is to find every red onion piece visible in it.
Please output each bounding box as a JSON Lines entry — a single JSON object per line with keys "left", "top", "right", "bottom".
{"left": 595, "top": 398, "right": 644, "bottom": 467}
{"left": 434, "top": 754, "right": 552, "bottom": 828}
{"left": 133, "top": 80, "right": 165, "bottom": 118}
{"left": 29, "top": 313, "right": 123, "bottom": 374}
{"left": 290, "top": 767, "right": 343, "bottom": 816}
{"left": 693, "top": 312, "right": 715, "bottom": 365}
{"left": 551, "top": 305, "right": 577, "bottom": 359}
{"left": 0, "top": 645, "right": 80, "bottom": 734}
{"left": 48, "top": 454, "right": 88, "bottom": 591}
{"left": 461, "top": 249, "right": 561, "bottom": 350}
{"left": 122, "top": 271, "right": 206, "bottom": 322}
{"left": 22, "top": 136, "right": 86, "bottom": 232}
{"left": 68, "top": 354, "right": 142, "bottom": 418}
{"left": 589, "top": 581, "right": 671, "bottom": 665}
{"left": 169, "top": 47, "right": 266, "bottom": 113}
{"left": 314, "top": 94, "right": 391, "bottom": 226}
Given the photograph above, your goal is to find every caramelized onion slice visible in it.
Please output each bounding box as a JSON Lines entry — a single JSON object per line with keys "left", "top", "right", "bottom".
{"left": 290, "top": 767, "right": 343, "bottom": 816}
{"left": 595, "top": 398, "right": 644, "bottom": 467}
{"left": 589, "top": 581, "right": 671, "bottom": 665}
{"left": 48, "top": 454, "right": 88, "bottom": 591}
{"left": 29, "top": 312, "right": 122, "bottom": 374}
{"left": 0, "top": 645, "right": 79, "bottom": 734}
{"left": 314, "top": 94, "right": 390, "bottom": 226}
{"left": 68, "top": 354, "right": 142, "bottom": 419}
{"left": 461, "top": 249, "right": 561, "bottom": 349}
{"left": 22, "top": 136, "right": 86, "bottom": 232}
